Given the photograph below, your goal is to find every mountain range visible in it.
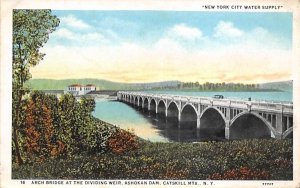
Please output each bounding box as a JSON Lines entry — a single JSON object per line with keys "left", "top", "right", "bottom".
{"left": 26, "top": 79, "right": 181, "bottom": 90}
{"left": 259, "top": 80, "right": 292, "bottom": 92}
{"left": 26, "top": 79, "right": 292, "bottom": 91}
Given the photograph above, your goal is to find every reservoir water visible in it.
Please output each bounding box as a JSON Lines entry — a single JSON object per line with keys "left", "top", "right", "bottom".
{"left": 92, "top": 91, "right": 292, "bottom": 142}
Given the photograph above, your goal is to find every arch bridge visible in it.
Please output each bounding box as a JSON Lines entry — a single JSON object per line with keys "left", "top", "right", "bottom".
{"left": 117, "top": 91, "right": 293, "bottom": 140}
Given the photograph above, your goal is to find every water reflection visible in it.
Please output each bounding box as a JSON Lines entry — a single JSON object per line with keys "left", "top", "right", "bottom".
{"left": 93, "top": 99, "right": 168, "bottom": 142}
{"left": 128, "top": 104, "right": 225, "bottom": 142}
{"left": 93, "top": 99, "right": 226, "bottom": 143}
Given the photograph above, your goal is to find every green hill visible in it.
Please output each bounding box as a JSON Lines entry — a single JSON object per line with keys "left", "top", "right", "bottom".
{"left": 259, "top": 80, "right": 292, "bottom": 92}
{"left": 26, "top": 79, "right": 292, "bottom": 92}
{"left": 26, "top": 79, "right": 181, "bottom": 90}
{"left": 26, "top": 79, "right": 129, "bottom": 90}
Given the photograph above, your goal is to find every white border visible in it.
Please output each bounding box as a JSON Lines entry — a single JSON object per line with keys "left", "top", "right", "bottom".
{"left": 1, "top": 0, "right": 299, "bottom": 188}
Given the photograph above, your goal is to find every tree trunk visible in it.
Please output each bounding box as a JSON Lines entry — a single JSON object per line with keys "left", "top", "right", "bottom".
{"left": 13, "top": 127, "right": 23, "bottom": 165}
{"left": 12, "top": 91, "right": 23, "bottom": 165}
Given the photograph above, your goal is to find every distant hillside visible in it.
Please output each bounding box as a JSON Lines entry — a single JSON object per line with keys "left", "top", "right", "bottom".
{"left": 26, "top": 79, "right": 292, "bottom": 92}
{"left": 259, "top": 80, "right": 293, "bottom": 92}
{"left": 26, "top": 79, "right": 181, "bottom": 90}
{"left": 26, "top": 79, "right": 126, "bottom": 90}
{"left": 130, "top": 80, "right": 180, "bottom": 89}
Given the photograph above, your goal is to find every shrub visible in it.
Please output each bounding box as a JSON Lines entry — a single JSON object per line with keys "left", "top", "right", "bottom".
{"left": 23, "top": 91, "right": 65, "bottom": 162}
{"left": 208, "top": 166, "right": 270, "bottom": 180}
{"left": 12, "top": 132, "right": 292, "bottom": 180}
{"left": 107, "top": 129, "right": 139, "bottom": 154}
{"left": 17, "top": 92, "right": 116, "bottom": 163}
{"left": 79, "top": 119, "right": 117, "bottom": 154}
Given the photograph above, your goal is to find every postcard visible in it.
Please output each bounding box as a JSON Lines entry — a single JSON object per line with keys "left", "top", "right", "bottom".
{"left": 1, "top": 0, "right": 299, "bottom": 187}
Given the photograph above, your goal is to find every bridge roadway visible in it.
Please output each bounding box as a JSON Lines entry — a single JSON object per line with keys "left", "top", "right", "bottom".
{"left": 117, "top": 91, "right": 293, "bottom": 140}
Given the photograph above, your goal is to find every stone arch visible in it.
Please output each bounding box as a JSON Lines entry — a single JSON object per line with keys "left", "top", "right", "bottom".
{"left": 167, "top": 100, "right": 180, "bottom": 111}
{"left": 143, "top": 98, "right": 149, "bottom": 111}
{"left": 130, "top": 95, "right": 134, "bottom": 104}
{"left": 199, "top": 107, "right": 226, "bottom": 140}
{"left": 180, "top": 104, "right": 198, "bottom": 129}
{"left": 181, "top": 103, "right": 198, "bottom": 115}
{"left": 167, "top": 101, "right": 179, "bottom": 123}
{"left": 134, "top": 96, "right": 139, "bottom": 106}
{"left": 150, "top": 99, "right": 157, "bottom": 114}
{"left": 199, "top": 106, "right": 226, "bottom": 121}
{"left": 138, "top": 96, "right": 142, "bottom": 107}
{"left": 157, "top": 100, "right": 167, "bottom": 118}
{"left": 283, "top": 127, "right": 293, "bottom": 139}
{"left": 230, "top": 112, "right": 276, "bottom": 139}
{"left": 158, "top": 99, "right": 167, "bottom": 108}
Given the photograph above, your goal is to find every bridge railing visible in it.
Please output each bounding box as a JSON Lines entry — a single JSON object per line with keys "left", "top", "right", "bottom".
{"left": 283, "top": 105, "right": 293, "bottom": 114}
{"left": 251, "top": 101, "right": 293, "bottom": 114}
{"left": 212, "top": 99, "right": 231, "bottom": 106}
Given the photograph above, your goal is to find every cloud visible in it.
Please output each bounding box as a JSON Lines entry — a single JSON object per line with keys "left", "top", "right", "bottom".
{"left": 33, "top": 40, "right": 292, "bottom": 84}
{"left": 81, "top": 32, "right": 105, "bottom": 42}
{"left": 36, "top": 20, "right": 292, "bottom": 83}
{"left": 152, "top": 23, "right": 205, "bottom": 53}
{"left": 210, "top": 21, "right": 288, "bottom": 51}
{"left": 52, "top": 28, "right": 76, "bottom": 40}
{"left": 214, "top": 21, "right": 244, "bottom": 38}
{"left": 60, "top": 15, "right": 90, "bottom": 29}
{"left": 244, "top": 27, "right": 286, "bottom": 50}
{"left": 223, "top": 72, "right": 291, "bottom": 83}
{"left": 51, "top": 28, "right": 106, "bottom": 45}
{"left": 50, "top": 15, "right": 122, "bottom": 47}
{"left": 154, "top": 38, "right": 184, "bottom": 53}
{"left": 99, "top": 17, "right": 139, "bottom": 30}
{"left": 168, "top": 23, "right": 203, "bottom": 40}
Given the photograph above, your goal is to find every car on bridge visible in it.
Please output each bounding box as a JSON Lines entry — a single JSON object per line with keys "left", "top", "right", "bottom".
{"left": 213, "top": 94, "right": 224, "bottom": 99}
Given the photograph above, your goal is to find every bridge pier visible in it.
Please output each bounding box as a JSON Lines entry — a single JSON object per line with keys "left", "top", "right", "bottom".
{"left": 225, "top": 120, "right": 230, "bottom": 139}
{"left": 225, "top": 106, "right": 231, "bottom": 139}
{"left": 275, "top": 112, "right": 283, "bottom": 139}
{"left": 197, "top": 116, "right": 200, "bottom": 129}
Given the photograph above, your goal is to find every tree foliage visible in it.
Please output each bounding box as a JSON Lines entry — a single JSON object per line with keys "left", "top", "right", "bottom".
{"left": 16, "top": 91, "right": 117, "bottom": 163}
{"left": 24, "top": 91, "right": 64, "bottom": 162}
{"left": 12, "top": 139, "right": 292, "bottom": 180}
{"left": 108, "top": 129, "right": 139, "bottom": 155}
{"left": 178, "top": 82, "right": 258, "bottom": 91}
{"left": 12, "top": 10, "right": 60, "bottom": 164}
{"left": 13, "top": 10, "right": 59, "bottom": 90}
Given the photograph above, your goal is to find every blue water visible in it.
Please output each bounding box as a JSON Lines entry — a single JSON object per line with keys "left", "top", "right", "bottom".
{"left": 92, "top": 91, "right": 292, "bottom": 142}
{"left": 93, "top": 98, "right": 169, "bottom": 142}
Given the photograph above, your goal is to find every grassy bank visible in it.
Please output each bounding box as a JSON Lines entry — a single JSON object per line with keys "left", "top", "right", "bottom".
{"left": 12, "top": 137, "right": 292, "bottom": 180}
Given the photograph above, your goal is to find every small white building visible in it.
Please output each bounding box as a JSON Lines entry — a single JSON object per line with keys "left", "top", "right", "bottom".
{"left": 84, "top": 84, "right": 96, "bottom": 93}
{"left": 65, "top": 84, "right": 96, "bottom": 96}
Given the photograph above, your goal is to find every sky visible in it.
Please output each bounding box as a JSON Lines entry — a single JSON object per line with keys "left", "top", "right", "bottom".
{"left": 31, "top": 10, "right": 293, "bottom": 83}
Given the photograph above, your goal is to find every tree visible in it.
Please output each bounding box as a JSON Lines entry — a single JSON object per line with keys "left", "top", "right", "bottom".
{"left": 24, "top": 92, "right": 55, "bottom": 161}
{"left": 12, "top": 10, "right": 59, "bottom": 164}
{"left": 56, "top": 93, "right": 83, "bottom": 154}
